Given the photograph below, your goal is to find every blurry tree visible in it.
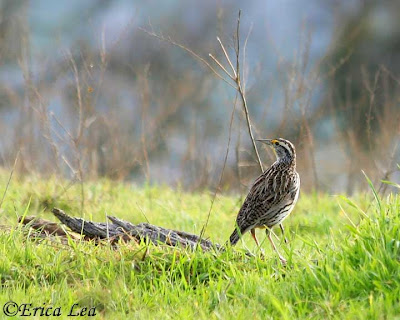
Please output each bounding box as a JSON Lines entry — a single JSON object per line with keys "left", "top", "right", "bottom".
{"left": 322, "top": 0, "right": 400, "bottom": 193}
{"left": 0, "top": 0, "right": 398, "bottom": 193}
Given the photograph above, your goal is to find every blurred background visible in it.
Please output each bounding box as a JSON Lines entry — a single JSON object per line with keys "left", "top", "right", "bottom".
{"left": 0, "top": 0, "right": 399, "bottom": 194}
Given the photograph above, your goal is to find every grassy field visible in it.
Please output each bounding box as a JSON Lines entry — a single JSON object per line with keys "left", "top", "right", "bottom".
{"left": 0, "top": 173, "right": 399, "bottom": 319}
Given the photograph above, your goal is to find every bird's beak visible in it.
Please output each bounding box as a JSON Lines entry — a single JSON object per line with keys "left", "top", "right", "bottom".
{"left": 256, "top": 139, "right": 273, "bottom": 146}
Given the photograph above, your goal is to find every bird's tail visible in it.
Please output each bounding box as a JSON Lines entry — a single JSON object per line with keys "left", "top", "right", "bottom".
{"left": 228, "top": 228, "right": 241, "bottom": 246}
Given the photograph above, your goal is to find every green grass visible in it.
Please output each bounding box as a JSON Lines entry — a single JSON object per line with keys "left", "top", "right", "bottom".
{"left": 0, "top": 173, "right": 399, "bottom": 319}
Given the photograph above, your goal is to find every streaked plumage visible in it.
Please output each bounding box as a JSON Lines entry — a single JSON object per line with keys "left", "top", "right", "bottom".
{"left": 228, "top": 138, "right": 300, "bottom": 263}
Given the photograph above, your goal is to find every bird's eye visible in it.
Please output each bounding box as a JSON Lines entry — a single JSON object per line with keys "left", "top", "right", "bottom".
{"left": 274, "top": 141, "right": 279, "bottom": 146}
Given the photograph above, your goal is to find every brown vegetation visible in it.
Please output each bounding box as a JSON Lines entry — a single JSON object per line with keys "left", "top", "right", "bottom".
{"left": 0, "top": 1, "right": 399, "bottom": 196}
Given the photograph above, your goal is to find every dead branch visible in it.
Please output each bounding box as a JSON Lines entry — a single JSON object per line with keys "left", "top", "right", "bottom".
{"left": 210, "top": 10, "right": 264, "bottom": 173}
{"left": 18, "top": 208, "right": 222, "bottom": 251}
{"left": 141, "top": 11, "right": 263, "bottom": 173}
{"left": 18, "top": 215, "right": 72, "bottom": 237}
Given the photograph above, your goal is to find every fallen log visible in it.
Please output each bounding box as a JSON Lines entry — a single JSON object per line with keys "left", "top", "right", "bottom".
{"left": 18, "top": 215, "right": 71, "bottom": 237}
{"left": 18, "top": 208, "right": 222, "bottom": 251}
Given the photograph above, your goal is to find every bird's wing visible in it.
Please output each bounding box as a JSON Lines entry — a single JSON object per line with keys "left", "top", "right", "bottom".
{"left": 236, "top": 165, "right": 296, "bottom": 230}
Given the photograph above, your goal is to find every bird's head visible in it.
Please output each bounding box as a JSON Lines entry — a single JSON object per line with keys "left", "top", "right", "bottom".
{"left": 257, "top": 138, "right": 296, "bottom": 164}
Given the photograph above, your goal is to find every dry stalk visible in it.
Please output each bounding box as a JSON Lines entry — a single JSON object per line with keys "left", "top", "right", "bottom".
{"left": 197, "top": 10, "right": 266, "bottom": 243}
{"left": 0, "top": 151, "right": 19, "bottom": 211}
{"left": 140, "top": 25, "right": 235, "bottom": 89}
{"left": 361, "top": 67, "right": 381, "bottom": 153}
{"left": 142, "top": 11, "right": 265, "bottom": 241}
{"left": 198, "top": 92, "right": 239, "bottom": 246}
{"left": 209, "top": 10, "right": 264, "bottom": 173}
{"left": 141, "top": 11, "right": 264, "bottom": 174}
{"left": 139, "top": 65, "right": 151, "bottom": 181}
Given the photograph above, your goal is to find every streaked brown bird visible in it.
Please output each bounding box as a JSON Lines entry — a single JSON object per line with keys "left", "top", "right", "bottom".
{"left": 228, "top": 138, "right": 300, "bottom": 264}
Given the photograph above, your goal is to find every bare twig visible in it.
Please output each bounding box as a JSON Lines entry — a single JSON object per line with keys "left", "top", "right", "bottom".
{"left": 141, "top": 11, "right": 264, "bottom": 178}
{"left": 217, "top": 37, "right": 237, "bottom": 78}
{"left": 198, "top": 92, "right": 239, "bottom": 246}
{"left": 139, "top": 65, "right": 151, "bottom": 181}
{"left": 362, "top": 67, "right": 381, "bottom": 153}
{"left": 140, "top": 27, "right": 236, "bottom": 89}
{"left": 0, "top": 151, "right": 19, "bottom": 211}
{"left": 209, "top": 53, "right": 234, "bottom": 80}
{"left": 67, "top": 51, "right": 84, "bottom": 144}
{"left": 377, "top": 138, "right": 400, "bottom": 195}
{"left": 242, "top": 23, "right": 253, "bottom": 94}
{"left": 197, "top": 11, "right": 266, "bottom": 243}
{"left": 209, "top": 10, "right": 264, "bottom": 173}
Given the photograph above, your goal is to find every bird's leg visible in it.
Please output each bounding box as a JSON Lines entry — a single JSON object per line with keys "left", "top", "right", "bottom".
{"left": 251, "top": 228, "right": 265, "bottom": 255}
{"left": 250, "top": 228, "right": 260, "bottom": 246}
{"left": 279, "top": 224, "right": 289, "bottom": 244}
{"left": 266, "top": 229, "right": 287, "bottom": 265}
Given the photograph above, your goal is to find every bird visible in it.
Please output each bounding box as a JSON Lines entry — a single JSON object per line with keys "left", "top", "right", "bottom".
{"left": 228, "top": 138, "right": 300, "bottom": 264}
